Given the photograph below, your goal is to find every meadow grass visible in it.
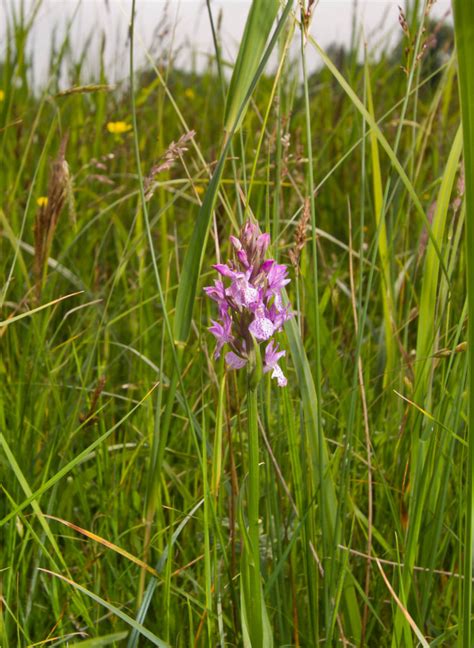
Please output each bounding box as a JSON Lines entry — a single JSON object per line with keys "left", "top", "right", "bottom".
{"left": 0, "top": 0, "right": 472, "bottom": 645}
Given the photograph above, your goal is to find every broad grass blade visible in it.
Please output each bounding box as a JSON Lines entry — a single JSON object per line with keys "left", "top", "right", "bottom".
{"left": 224, "top": 0, "right": 279, "bottom": 134}
{"left": 414, "top": 125, "right": 462, "bottom": 400}
{"left": 365, "top": 59, "right": 395, "bottom": 386}
{"left": 452, "top": 2, "right": 474, "bottom": 646}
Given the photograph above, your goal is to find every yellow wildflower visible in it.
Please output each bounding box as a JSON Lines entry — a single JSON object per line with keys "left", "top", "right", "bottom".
{"left": 195, "top": 184, "right": 204, "bottom": 195}
{"left": 106, "top": 121, "right": 132, "bottom": 135}
{"left": 37, "top": 196, "right": 48, "bottom": 207}
{"left": 184, "top": 88, "right": 195, "bottom": 100}
{"left": 0, "top": 90, "right": 4, "bottom": 102}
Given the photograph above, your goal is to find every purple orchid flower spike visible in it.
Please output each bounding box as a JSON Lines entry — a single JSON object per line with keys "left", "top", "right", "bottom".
{"left": 204, "top": 219, "right": 293, "bottom": 386}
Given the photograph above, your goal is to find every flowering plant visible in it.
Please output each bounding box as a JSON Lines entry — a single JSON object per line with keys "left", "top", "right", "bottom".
{"left": 204, "top": 220, "right": 292, "bottom": 386}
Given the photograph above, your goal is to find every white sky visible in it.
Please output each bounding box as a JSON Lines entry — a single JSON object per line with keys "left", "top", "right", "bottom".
{"left": 2, "top": 0, "right": 453, "bottom": 87}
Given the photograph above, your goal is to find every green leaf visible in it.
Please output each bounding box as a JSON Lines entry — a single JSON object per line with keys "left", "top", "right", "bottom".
{"left": 452, "top": 2, "right": 474, "bottom": 646}
{"left": 224, "top": 0, "right": 280, "bottom": 133}
{"left": 414, "top": 124, "right": 463, "bottom": 401}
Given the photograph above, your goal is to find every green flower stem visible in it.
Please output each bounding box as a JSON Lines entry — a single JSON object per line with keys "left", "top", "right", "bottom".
{"left": 246, "top": 380, "right": 263, "bottom": 647}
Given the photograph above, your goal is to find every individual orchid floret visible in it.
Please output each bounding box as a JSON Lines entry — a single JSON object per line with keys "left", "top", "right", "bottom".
{"left": 237, "top": 249, "right": 250, "bottom": 268}
{"left": 257, "top": 233, "right": 270, "bottom": 255}
{"left": 225, "top": 271, "right": 259, "bottom": 309}
{"left": 266, "top": 262, "right": 291, "bottom": 295}
{"left": 241, "top": 220, "right": 257, "bottom": 245}
{"left": 203, "top": 279, "right": 225, "bottom": 302}
{"left": 267, "top": 303, "right": 292, "bottom": 332}
{"left": 213, "top": 263, "right": 235, "bottom": 278}
{"left": 248, "top": 306, "right": 275, "bottom": 341}
{"left": 203, "top": 280, "right": 227, "bottom": 316}
{"left": 263, "top": 341, "right": 287, "bottom": 387}
{"left": 229, "top": 235, "right": 242, "bottom": 251}
{"left": 204, "top": 219, "right": 293, "bottom": 386}
{"left": 225, "top": 351, "right": 248, "bottom": 369}
{"left": 209, "top": 312, "right": 233, "bottom": 359}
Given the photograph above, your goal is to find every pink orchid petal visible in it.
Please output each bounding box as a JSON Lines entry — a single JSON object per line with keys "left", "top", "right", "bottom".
{"left": 249, "top": 316, "right": 275, "bottom": 341}
{"left": 213, "top": 263, "right": 234, "bottom": 278}
{"left": 225, "top": 351, "right": 247, "bottom": 369}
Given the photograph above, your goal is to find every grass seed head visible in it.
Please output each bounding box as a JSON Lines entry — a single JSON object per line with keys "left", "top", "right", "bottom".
{"left": 289, "top": 197, "right": 310, "bottom": 274}
{"left": 144, "top": 129, "right": 195, "bottom": 200}
{"left": 33, "top": 134, "right": 70, "bottom": 299}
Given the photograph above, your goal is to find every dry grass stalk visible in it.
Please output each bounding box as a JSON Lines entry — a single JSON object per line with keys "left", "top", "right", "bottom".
{"left": 33, "top": 135, "right": 70, "bottom": 299}
{"left": 79, "top": 375, "right": 107, "bottom": 426}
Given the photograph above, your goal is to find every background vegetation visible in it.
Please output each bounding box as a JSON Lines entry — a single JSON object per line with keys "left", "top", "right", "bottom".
{"left": 1, "top": 0, "right": 472, "bottom": 645}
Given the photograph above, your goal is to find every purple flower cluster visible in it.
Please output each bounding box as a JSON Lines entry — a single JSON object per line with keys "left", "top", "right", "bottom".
{"left": 204, "top": 220, "right": 292, "bottom": 387}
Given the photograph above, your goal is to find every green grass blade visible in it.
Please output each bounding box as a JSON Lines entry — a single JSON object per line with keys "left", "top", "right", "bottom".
{"left": 308, "top": 33, "right": 449, "bottom": 280}
{"left": 69, "top": 632, "right": 129, "bottom": 647}
{"left": 223, "top": 0, "right": 279, "bottom": 134}
{"left": 128, "top": 498, "right": 205, "bottom": 648}
{"left": 452, "top": 2, "right": 474, "bottom": 646}
{"left": 284, "top": 313, "right": 337, "bottom": 531}
{"left": 392, "top": 124, "right": 462, "bottom": 645}
{"left": 414, "top": 125, "right": 463, "bottom": 399}
{"left": 284, "top": 312, "right": 362, "bottom": 642}
{"left": 0, "top": 437, "right": 94, "bottom": 629}
{"left": 365, "top": 58, "right": 395, "bottom": 386}
{"left": 0, "top": 291, "right": 83, "bottom": 328}
{"left": 0, "top": 384, "right": 157, "bottom": 527}
{"left": 38, "top": 569, "right": 169, "bottom": 647}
